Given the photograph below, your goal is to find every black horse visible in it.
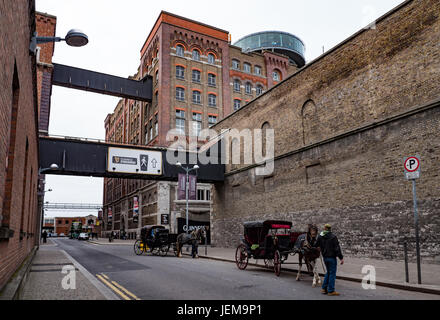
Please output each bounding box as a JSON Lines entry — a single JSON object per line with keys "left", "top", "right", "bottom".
{"left": 176, "top": 227, "right": 206, "bottom": 258}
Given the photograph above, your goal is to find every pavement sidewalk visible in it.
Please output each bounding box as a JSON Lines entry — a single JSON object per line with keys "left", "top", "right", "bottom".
{"left": 19, "top": 239, "right": 117, "bottom": 300}
{"left": 192, "top": 246, "right": 440, "bottom": 295}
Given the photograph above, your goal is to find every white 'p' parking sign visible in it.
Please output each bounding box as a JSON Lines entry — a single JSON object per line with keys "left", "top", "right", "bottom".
{"left": 404, "top": 156, "right": 420, "bottom": 180}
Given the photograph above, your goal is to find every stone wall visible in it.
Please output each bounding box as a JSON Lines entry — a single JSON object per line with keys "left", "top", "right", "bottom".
{"left": 210, "top": 0, "right": 440, "bottom": 263}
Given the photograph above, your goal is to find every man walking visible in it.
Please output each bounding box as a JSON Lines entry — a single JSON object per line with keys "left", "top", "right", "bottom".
{"left": 42, "top": 230, "right": 47, "bottom": 244}
{"left": 315, "top": 224, "right": 344, "bottom": 296}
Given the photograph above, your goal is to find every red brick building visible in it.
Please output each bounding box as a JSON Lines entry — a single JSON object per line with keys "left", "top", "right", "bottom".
{"left": 102, "top": 12, "right": 304, "bottom": 238}
{"left": 0, "top": 0, "right": 42, "bottom": 292}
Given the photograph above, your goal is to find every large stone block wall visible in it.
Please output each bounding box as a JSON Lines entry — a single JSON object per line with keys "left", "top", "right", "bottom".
{"left": 212, "top": 105, "right": 440, "bottom": 262}
{"left": 210, "top": 0, "right": 440, "bottom": 263}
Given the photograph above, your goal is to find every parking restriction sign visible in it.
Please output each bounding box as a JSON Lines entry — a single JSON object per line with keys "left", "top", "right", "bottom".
{"left": 404, "top": 156, "right": 420, "bottom": 180}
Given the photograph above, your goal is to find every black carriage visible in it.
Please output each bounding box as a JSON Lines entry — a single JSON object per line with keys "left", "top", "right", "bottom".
{"left": 134, "top": 226, "right": 178, "bottom": 256}
{"left": 235, "top": 220, "right": 302, "bottom": 276}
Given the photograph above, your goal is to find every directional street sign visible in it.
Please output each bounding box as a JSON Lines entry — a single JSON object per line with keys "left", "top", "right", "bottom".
{"left": 404, "top": 156, "right": 420, "bottom": 180}
{"left": 107, "top": 147, "right": 162, "bottom": 175}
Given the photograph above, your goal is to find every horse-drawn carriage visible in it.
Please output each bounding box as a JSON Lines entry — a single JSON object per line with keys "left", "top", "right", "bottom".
{"left": 235, "top": 220, "right": 322, "bottom": 285}
{"left": 134, "top": 225, "right": 178, "bottom": 256}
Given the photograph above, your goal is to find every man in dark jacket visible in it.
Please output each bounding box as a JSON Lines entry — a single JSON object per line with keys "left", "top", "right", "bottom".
{"left": 315, "top": 224, "right": 344, "bottom": 296}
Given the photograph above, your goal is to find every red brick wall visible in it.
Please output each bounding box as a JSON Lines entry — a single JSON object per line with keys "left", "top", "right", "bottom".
{"left": 0, "top": 0, "right": 41, "bottom": 291}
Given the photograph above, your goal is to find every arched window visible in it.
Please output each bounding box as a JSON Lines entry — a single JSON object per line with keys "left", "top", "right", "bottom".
{"left": 245, "top": 82, "right": 252, "bottom": 94}
{"left": 192, "top": 90, "right": 201, "bottom": 104}
{"left": 176, "top": 45, "right": 184, "bottom": 57}
{"left": 208, "top": 73, "right": 216, "bottom": 86}
{"left": 232, "top": 59, "right": 240, "bottom": 70}
{"left": 233, "top": 79, "right": 241, "bottom": 92}
{"left": 176, "top": 87, "right": 185, "bottom": 101}
{"left": 208, "top": 53, "right": 215, "bottom": 64}
{"left": 208, "top": 94, "right": 217, "bottom": 107}
{"left": 272, "top": 69, "right": 281, "bottom": 82}
{"left": 256, "top": 85, "right": 263, "bottom": 96}
{"left": 192, "top": 49, "right": 200, "bottom": 61}
{"left": 192, "top": 69, "right": 201, "bottom": 83}
{"left": 176, "top": 65, "right": 185, "bottom": 79}
{"left": 243, "top": 63, "right": 251, "bottom": 73}
{"left": 261, "top": 122, "right": 271, "bottom": 157}
{"left": 233, "top": 99, "right": 241, "bottom": 111}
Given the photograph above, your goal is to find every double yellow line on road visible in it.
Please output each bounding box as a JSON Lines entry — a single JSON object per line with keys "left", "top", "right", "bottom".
{"left": 96, "top": 273, "right": 140, "bottom": 300}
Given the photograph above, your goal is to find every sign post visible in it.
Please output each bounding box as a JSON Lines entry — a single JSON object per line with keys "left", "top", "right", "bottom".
{"left": 404, "top": 156, "right": 421, "bottom": 284}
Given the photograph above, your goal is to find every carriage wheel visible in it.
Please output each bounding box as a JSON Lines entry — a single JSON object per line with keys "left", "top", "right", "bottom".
{"left": 134, "top": 240, "right": 144, "bottom": 256}
{"left": 274, "top": 250, "right": 281, "bottom": 277}
{"left": 150, "top": 246, "right": 160, "bottom": 256}
{"left": 264, "top": 258, "right": 274, "bottom": 268}
{"left": 160, "top": 244, "right": 169, "bottom": 256}
{"left": 235, "top": 244, "right": 249, "bottom": 270}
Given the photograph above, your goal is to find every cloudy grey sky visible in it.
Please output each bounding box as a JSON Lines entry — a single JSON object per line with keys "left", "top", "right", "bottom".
{"left": 36, "top": 0, "right": 404, "bottom": 218}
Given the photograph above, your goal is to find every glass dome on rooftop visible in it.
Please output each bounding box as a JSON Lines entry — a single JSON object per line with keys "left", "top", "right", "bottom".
{"left": 234, "top": 31, "right": 305, "bottom": 67}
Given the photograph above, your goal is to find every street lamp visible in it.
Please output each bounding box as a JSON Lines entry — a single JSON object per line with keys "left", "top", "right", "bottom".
{"left": 30, "top": 29, "right": 88, "bottom": 54}
{"left": 38, "top": 163, "right": 59, "bottom": 175}
{"left": 176, "top": 162, "right": 199, "bottom": 234}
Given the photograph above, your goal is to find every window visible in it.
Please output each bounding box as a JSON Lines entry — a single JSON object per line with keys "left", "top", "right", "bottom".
{"left": 232, "top": 59, "right": 240, "bottom": 70}
{"left": 155, "top": 91, "right": 159, "bottom": 106}
{"left": 149, "top": 125, "right": 153, "bottom": 141}
{"left": 208, "top": 115, "right": 217, "bottom": 127}
{"left": 234, "top": 99, "right": 241, "bottom": 111}
{"left": 192, "top": 90, "right": 201, "bottom": 104}
{"left": 233, "top": 79, "right": 241, "bottom": 92}
{"left": 256, "top": 85, "right": 263, "bottom": 96}
{"left": 206, "top": 190, "right": 211, "bottom": 200}
{"left": 208, "top": 53, "right": 215, "bottom": 64}
{"left": 255, "top": 66, "right": 262, "bottom": 75}
{"left": 65, "top": 220, "right": 69, "bottom": 224}
{"left": 176, "top": 45, "right": 184, "bottom": 57}
{"left": 192, "top": 49, "right": 200, "bottom": 61}
{"left": 192, "top": 112, "right": 202, "bottom": 136}
{"left": 192, "top": 70, "right": 201, "bottom": 83}
{"left": 272, "top": 70, "right": 281, "bottom": 81}
{"left": 176, "top": 87, "right": 185, "bottom": 101}
{"left": 244, "top": 63, "right": 251, "bottom": 73}
{"left": 154, "top": 115, "right": 158, "bottom": 136}
{"left": 197, "top": 189, "right": 205, "bottom": 200}
{"left": 208, "top": 73, "right": 216, "bottom": 86}
{"left": 155, "top": 70, "right": 159, "bottom": 83}
{"left": 208, "top": 94, "right": 217, "bottom": 107}
{"left": 245, "top": 82, "right": 252, "bottom": 94}
{"left": 176, "top": 66, "right": 185, "bottom": 79}
{"left": 176, "top": 110, "right": 185, "bottom": 134}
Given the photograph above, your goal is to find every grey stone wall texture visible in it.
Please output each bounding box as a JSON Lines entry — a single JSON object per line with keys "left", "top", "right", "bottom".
{"left": 210, "top": 0, "right": 440, "bottom": 263}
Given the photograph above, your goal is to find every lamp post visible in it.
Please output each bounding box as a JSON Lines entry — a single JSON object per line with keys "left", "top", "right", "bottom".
{"left": 176, "top": 162, "right": 199, "bottom": 234}
{"left": 30, "top": 29, "right": 88, "bottom": 55}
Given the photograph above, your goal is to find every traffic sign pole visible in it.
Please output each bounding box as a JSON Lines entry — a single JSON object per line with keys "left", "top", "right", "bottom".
{"left": 411, "top": 179, "right": 422, "bottom": 284}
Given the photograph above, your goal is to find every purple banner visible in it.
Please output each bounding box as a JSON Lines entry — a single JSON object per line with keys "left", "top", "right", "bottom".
{"left": 177, "top": 174, "right": 197, "bottom": 200}
{"left": 178, "top": 173, "right": 186, "bottom": 200}
{"left": 189, "top": 174, "right": 197, "bottom": 200}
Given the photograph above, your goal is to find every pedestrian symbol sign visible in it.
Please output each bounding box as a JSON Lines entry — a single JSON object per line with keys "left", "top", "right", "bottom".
{"left": 404, "top": 156, "right": 420, "bottom": 180}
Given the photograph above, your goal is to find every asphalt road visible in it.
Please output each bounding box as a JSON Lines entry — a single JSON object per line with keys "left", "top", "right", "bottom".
{"left": 52, "top": 238, "right": 439, "bottom": 300}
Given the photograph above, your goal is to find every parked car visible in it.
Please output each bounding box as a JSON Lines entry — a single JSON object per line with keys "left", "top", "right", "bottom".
{"left": 78, "top": 233, "right": 89, "bottom": 240}
{"left": 59, "top": 233, "right": 65, "bottom": 237}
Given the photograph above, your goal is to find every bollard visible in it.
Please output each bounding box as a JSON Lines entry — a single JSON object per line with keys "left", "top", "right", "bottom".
{"left": 404, "top": 239, "right": 409, "bottom": 283}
